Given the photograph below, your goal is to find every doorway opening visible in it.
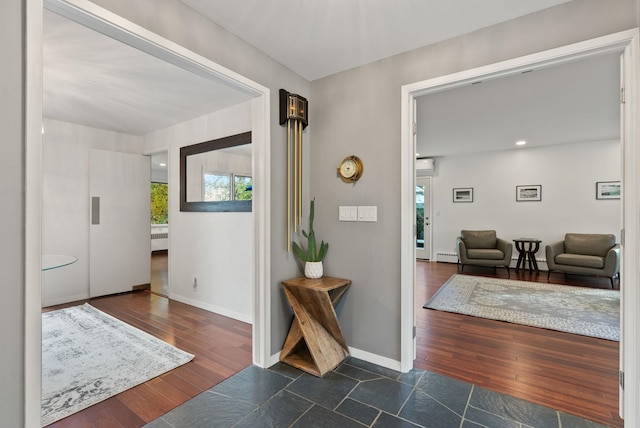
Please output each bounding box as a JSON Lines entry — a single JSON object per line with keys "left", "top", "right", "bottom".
{"left": 150, "top": 150, "right": 169, "bottom": 297}
{"left": 27, "top": 1, "right": 273, "bottom": 422}
{"left": 401, "top": 29, "right": 640, "bottom": 424}
{"left": 415, "top": 177, "right": 431, "bottom": 261}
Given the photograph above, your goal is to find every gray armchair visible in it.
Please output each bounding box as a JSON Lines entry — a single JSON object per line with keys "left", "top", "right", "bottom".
{"left": 456, "top": 230, "right": 512, "bottom": 276}
{"left": 546, "top": 233, "right": 620, "bottom": 288}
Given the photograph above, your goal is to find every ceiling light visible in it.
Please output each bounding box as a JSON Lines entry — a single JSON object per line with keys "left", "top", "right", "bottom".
{"left": 415, "top": 153, "right": 420, "bottom": 157}
{"left": 159, "top": 163, "right": 166, "bottom": 167}
{"left": 515, "top": 140, "right": 527, "bottom": 146}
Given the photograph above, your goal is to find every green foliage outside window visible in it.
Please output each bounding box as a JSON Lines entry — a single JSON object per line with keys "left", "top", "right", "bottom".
{"left": 151, "top": 182, "right": 168, "bottom": 224}
{"left": 234, "top": 175, "right": 253, "bottom": 200}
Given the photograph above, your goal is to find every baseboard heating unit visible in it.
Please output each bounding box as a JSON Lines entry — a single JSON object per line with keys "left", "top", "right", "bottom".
{"left": 435, "top": 252, "right": 458, "bottom": 263}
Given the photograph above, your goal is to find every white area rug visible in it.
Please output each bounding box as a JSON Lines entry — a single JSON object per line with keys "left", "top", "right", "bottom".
{"left": 42, "top": 303, "right": 194, "bottom": 426}
{"left": 424, "top": 274, "right": 620, "bottom": 341}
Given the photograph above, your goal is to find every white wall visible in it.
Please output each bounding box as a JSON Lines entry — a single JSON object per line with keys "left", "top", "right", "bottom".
{"left": 431, "top": 140, "right": 621, "bottom": 264}
{"left": 42, "top": 119, "right": 143, "bottom": 306}
{"left": 144, "top": 102, "right": 254, "bottom": 322}
{"left": 43, "top": 106, "right": 255, "bottom": 321}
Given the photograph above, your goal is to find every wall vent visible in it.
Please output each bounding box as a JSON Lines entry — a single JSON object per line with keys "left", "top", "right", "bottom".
{"left": 416, "top": 157, "right": 435, "bottom": 177}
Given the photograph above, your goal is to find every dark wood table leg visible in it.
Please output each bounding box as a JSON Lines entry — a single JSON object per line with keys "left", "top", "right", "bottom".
{"left": 515, "top": 241, "right": 525, "bottom": 270}
{"left": 529, "top": 241, "right": 540, "bottom": 272}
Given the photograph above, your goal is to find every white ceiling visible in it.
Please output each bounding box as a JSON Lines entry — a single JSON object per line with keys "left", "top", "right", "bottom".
{"left": 43, "top": 10, "right": 251, "bottom": 136}
{"left": 43, "top": 0, "right": 620, "bottom": 156}
{"left": 417, "top": 52, "right": 621, "bottom": 157}
{"left": 178, "top": 0, "right": 572, "bottom": 81}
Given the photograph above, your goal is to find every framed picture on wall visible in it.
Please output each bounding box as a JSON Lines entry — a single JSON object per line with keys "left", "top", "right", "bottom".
{"left": 453, "top": 187, "right": 473, "bottom": 203}
{"left": 596, "top": 181, "right": 621, "bottom": 200}
{"left": 516, "top": 185, "right": 541, "bottom": 202}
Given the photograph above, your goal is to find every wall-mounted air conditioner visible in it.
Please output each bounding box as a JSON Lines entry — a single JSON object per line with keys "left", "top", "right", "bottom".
{"left": 416, "top": 157, "right": 435, "bottom": 176}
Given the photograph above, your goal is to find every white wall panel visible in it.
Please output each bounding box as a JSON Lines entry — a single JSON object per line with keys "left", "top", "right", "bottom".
{"left": 42, "top": 119, "right": 142, "bottom": 306}
{"left": 144, "top": 102, "right": 254, "bottom": 322}
{"left": 89, "top": 149, "right": 150, "bottom": 297}
{"left": 431, "top": 140, "right": 621, "bottom": 262}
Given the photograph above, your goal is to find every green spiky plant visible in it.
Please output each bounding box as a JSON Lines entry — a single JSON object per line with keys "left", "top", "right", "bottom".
{"left": 292, "top": 199, "right": 329, "bottom": 263}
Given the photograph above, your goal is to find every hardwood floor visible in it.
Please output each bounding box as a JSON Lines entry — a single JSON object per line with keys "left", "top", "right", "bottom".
{"left": 43, "top": 288, "right": 252, "bottom": 426}
{"left": 43, "top": 256, "right": 621, "bottom": 427}
{"left": 150, "top": 250, "right": 168, "bottom": 297}
{"left": 415, "top": 261, "right": 622, "bottom": 428}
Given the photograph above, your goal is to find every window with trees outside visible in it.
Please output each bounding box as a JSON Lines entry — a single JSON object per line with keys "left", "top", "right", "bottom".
{"left": 203, "top": 172, "right": 252, "bottom": 202}
{"left": 151, "top": 182, "right": 168, "bottom": 224}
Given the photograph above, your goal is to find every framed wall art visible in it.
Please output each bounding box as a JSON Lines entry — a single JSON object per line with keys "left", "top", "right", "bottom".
{"left": 516, "top": 185, "right": 541, "bottom": 202}
{"left": 596, "top": 181, "right": 621, "bottom": 200}
{"left": 453, "top": 187, "right": 473, "bottom": 203}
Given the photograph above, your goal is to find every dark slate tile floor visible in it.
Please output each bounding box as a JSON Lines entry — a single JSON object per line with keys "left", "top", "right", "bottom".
{"left": 145, "top": 358, "right": 608, "bottom": 428}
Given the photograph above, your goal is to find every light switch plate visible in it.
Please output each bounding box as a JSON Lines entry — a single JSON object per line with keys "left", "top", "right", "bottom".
{"left": 339, "top": 206, "right": 358, "bottom": 221}
{"left": 358, "top": 206, "right": 377, "bottom": 222}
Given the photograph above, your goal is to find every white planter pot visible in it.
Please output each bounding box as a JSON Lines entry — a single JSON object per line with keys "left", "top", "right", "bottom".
{"left": 304, "top": 261, "right": 323, "bottom": 279}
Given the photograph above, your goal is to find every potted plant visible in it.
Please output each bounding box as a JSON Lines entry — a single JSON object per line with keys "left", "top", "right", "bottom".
{"left": 292, "top": 199, "right": 329, "bottom": 278}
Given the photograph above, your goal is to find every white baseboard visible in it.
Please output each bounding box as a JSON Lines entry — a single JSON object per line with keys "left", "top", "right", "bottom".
{"left": 267, "top": 352, "right": 281, "bottom": 368}
{"left": 435, "top": 251, "right": 550, "bottom": 272}
{"left": 348, "top": 347, "right": 403, "bottom": 372}
{"left": 42, "top": 292, "right": 90, "bottom": 308}
{"left": 434, "top": 251, "right": 549, "bottom": 271}
{"left": 169, "top": 294, "right": 253, "bottom": 324}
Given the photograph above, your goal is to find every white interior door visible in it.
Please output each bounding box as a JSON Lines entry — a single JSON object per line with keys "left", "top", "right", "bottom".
{"left": 90, "top": 149, "right": 150, "bottom": 297}
{"left": 416, "top": 177, "right": 431, "bottom": 260}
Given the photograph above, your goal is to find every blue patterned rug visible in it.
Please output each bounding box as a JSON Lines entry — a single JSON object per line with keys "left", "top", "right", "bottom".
{"left": 42, "top": 304, "right": 194, "bottom": 426}
{"left": 424, "top": 274, "right": 619, "bottom": 341}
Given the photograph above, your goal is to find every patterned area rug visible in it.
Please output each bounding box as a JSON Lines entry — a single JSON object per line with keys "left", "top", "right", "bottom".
{"left": 424, "top": 274, "right": 619, "bottom": 341}
{"left": 42, "top": 304, "right": 194, "bottom": 426}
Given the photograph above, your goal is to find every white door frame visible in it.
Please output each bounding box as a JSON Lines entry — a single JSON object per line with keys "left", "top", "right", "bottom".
{"left": 400, "top": 29, "right": 640, "bottom": 425}
{"left": 28, "top": 0, "right": 272, "bottom": 421}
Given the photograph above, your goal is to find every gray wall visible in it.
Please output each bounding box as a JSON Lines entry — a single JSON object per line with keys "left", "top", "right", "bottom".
{"left": 310, "top": 0, "right": 638, "bottom": 360}
{"left": 0, "top": 1, "right": 25, "bottom": 426}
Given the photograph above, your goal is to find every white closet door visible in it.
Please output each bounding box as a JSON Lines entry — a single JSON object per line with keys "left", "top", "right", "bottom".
{"left": 90, "top": 149, "right": 150, "bottom": 297}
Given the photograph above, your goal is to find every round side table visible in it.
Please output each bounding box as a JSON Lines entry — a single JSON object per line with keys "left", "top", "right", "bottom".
{"left": 513, "top": 239, "right": 541, "bottom": 273}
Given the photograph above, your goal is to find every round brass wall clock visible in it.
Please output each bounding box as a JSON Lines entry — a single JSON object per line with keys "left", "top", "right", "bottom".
{"left": 337, "top": 155, "right": 364, "bottom": 183}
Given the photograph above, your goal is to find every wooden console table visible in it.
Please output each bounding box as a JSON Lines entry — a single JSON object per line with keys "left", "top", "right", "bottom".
{"left": 280, "top": 276, "right": 351, "bottom": 377}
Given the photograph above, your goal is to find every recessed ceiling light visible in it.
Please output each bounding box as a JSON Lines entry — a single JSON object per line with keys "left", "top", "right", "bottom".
{"left": 515, "top": 140, "right": 527, "bottom": 146}
{"left": 159, "top": 163, "right": 167, "bottom": 167}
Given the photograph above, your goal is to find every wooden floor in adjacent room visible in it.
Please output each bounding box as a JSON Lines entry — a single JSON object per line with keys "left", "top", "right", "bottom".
{"left": 42, "top": 254, "right": 252, "bottom": 427}
{"left": 415, "top": 261, "right": 622, "bottom": 428}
